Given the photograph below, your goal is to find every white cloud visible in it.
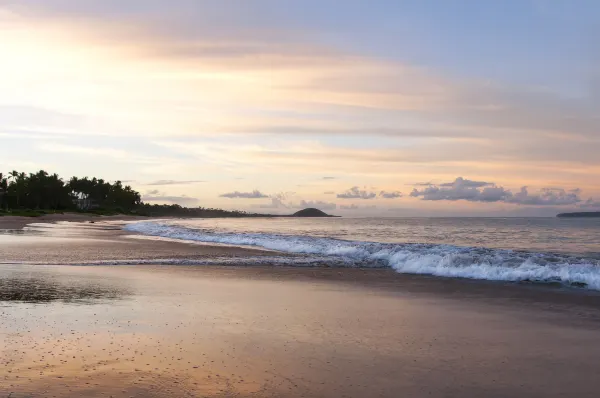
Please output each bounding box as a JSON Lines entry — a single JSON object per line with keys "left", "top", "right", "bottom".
{"left": 337, "top": 186, "right": 377, "bottom": 199}
{"left": 220, "top": 190, "right": 269, "bottom": 199}
{"left": 142, "top": 190, "right": 199, "bottom": 206}
{"left": 261, "top": 193, "right": 290, "bottom": 209}
{"left": 340, "top": 204, "right": 377, "bottom": 210}
{"left": 36, "top": 142, "right": 161, "bottom": 165}
{"left": 145, "top": 179, "right": 205, "bottom": 186}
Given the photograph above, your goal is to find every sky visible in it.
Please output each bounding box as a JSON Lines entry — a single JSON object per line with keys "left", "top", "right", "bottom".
{"left": 1, "top": 0, "right": 599, "bottom": 216}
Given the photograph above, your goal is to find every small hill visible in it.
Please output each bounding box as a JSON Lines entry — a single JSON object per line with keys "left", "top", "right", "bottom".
{"left": 292, "top": 208, "right": 336, "bottom": 217}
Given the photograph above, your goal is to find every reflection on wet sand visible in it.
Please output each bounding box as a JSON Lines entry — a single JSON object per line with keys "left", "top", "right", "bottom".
{"left": 0, "top": 277, "right": 129, "bottom": 303}
{"left": 0, "top": 229, "right": 40, "bottom": 235}
{"left": 2, "top": 264, "right": 600, "bottom": 398}
{"left": 1, "top": 266, "right": 323, "bottom": 397}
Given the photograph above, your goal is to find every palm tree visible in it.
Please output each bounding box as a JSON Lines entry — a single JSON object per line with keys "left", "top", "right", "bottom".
{"left": 1, "top": 169, "right": 146, "bottom": 213}
{"left": 0, "top": 173, "right": 6, "bottom": 210}
{"left": 8, "top": 170, "right": 24, "bottom": 208}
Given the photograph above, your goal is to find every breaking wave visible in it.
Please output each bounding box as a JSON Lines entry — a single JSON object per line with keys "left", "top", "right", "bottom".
{"left": 124, "top": 222, "right": 600, "bottom": 290}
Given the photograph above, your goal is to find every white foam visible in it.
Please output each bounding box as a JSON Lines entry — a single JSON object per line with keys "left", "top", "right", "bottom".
{"left": 124, "top": 222, "right": 600, "bottom": 290}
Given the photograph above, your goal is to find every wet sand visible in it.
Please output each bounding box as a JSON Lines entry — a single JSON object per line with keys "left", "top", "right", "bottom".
{"left": 0, "top": 213, "right": 149, "bottom": 231}
{"left": 2, "top": 222, "right": 600, "bottom": 397}
{"left": 0, "top": 219, "right": 267, "bottom": 263}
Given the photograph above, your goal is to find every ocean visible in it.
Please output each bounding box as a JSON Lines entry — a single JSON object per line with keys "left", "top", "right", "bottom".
{"left": 124, "top": 217, "right": 600, "bottom": 290}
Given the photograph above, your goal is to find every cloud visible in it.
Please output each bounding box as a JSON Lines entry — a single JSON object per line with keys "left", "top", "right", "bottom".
{"left": 411, "top": 177, "right": 583, "bottom": 206}
{"left": 142, "top": 190, "right": 199, "bottom": 206}
{"left": 256, "top": 194, "right": 336, "bottom": 211}
{"left": 258, "top": 199, "right": 286, "bottom": 209}
{"left": 322, "top": 176, "right": 336, "bottom": 180}
{"left": 145, "top": 179, "right": 205, "bottom": 186}
{"left": 379, "top": 190, "right": 402, "bottom": 199}
{"left": 255, "top": 192, "right": 299, "bottom": 209}
{"left": 340, "top": 204, "right": 377, "bottom": 210}
{"left": 337, "top": 186, "right": 377, "bottom": 199}
{"left": 294, "top": 200, "right": 337, "bottom": 211}
{"left": 264, "top": 192, "right": 290, "bottom": 209}
{"left": 507, "top": 187, "right": 581, "bottom": 206}
{"left": 323, "top": 191, "right": 335, "bottom": 195}
{"left": 219, "top": 190, "right": 269, "bottom": 199}
{"left": 579, "top": 198, "right": 600, "bottom": 209}
{"left": 13, "top": 1, "right": 597, "bottom": 145}
{"left": 410, "top": 177, "right": 511, "bottom": 202}
{"left": 36, "top": 142, "right": 157, "bottom": 163}
{"left": 439, "top": 177, "right": 491, "bottom": 188}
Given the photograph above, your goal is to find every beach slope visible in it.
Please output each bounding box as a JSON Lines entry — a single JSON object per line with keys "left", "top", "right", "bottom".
{"left": 1, "top": 221, "right": 600, "bottom": 397}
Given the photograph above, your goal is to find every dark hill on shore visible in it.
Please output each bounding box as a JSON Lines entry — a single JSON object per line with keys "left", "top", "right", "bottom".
{"left": 292, "top": 208, "right": 337, "bottom": 217}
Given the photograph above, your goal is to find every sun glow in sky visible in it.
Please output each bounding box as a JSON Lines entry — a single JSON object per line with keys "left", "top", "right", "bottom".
{"left": 1, "top": 0, "right": 599, "bottom": 216}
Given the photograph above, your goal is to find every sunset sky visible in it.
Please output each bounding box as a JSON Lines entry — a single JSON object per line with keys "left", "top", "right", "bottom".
{"left": 1, "top": 0, "right": 599, "bottom": 216}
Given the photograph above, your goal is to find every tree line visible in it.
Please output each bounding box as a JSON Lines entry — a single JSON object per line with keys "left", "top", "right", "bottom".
{"left": 0, "top": 170, "right": 141, "bottom": 212}
{"left": 0, "top": 169, "right": 270, "bottom": 218}
{"left": 134, "top": 203, "right": 266, "bottom": 218}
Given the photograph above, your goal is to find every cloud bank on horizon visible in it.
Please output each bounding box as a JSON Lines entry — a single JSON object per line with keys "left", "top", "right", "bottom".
{"left": 410, "top": 177, "right": 582, "bottom": 206}
{"left": 203, "top": 177, "right": 597, "bottom": 215}
{"left": 1, "top": 0, "right": 599, "bottom": 216}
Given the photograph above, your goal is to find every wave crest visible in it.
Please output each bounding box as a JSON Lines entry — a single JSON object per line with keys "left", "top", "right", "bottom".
{"left": 124, "top": 222, "right": 600, "bottom": 290}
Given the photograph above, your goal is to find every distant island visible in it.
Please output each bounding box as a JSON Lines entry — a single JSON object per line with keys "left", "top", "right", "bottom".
{"left": 292, "top": 208, "right": 337, "bottom": 217}
{"left": 557, "top": 212, "right": 600, "bottom": 218}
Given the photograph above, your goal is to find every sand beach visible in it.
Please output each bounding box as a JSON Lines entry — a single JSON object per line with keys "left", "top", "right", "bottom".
{"left": 1, "top": 219, "right": 600, "bottom": 397}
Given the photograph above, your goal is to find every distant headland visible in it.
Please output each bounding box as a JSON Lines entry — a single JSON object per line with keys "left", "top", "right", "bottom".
{"left": 557, "top": 212, "right": 600, "bottom": 218}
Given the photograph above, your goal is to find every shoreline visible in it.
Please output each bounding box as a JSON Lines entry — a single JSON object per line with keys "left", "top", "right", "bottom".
{"left": 2, "top": 218, "right": 600, "bottom": 295}
{"left": 0, "top": 219, "right": 272, "bottom": 263}
{"left": 1, "top": 219, "right": 599, "bottom": 302}
{"left": 0, "top": 213, "right": 150, "bottom": 230}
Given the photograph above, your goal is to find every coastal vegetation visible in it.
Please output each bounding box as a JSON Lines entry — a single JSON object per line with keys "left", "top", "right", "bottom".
{"left": 0, "top": 170, "right": 141, "bottom": 214}
{"left": 134, "top": 203, "right": 265, "bottom": 218}
{"left": 0, "top": 170, "right": 271, "bottom": 218}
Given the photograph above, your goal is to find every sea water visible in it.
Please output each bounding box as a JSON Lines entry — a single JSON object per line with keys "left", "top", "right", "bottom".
{"left": 125, "top": 217, "right": 600, "bottom": 290}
